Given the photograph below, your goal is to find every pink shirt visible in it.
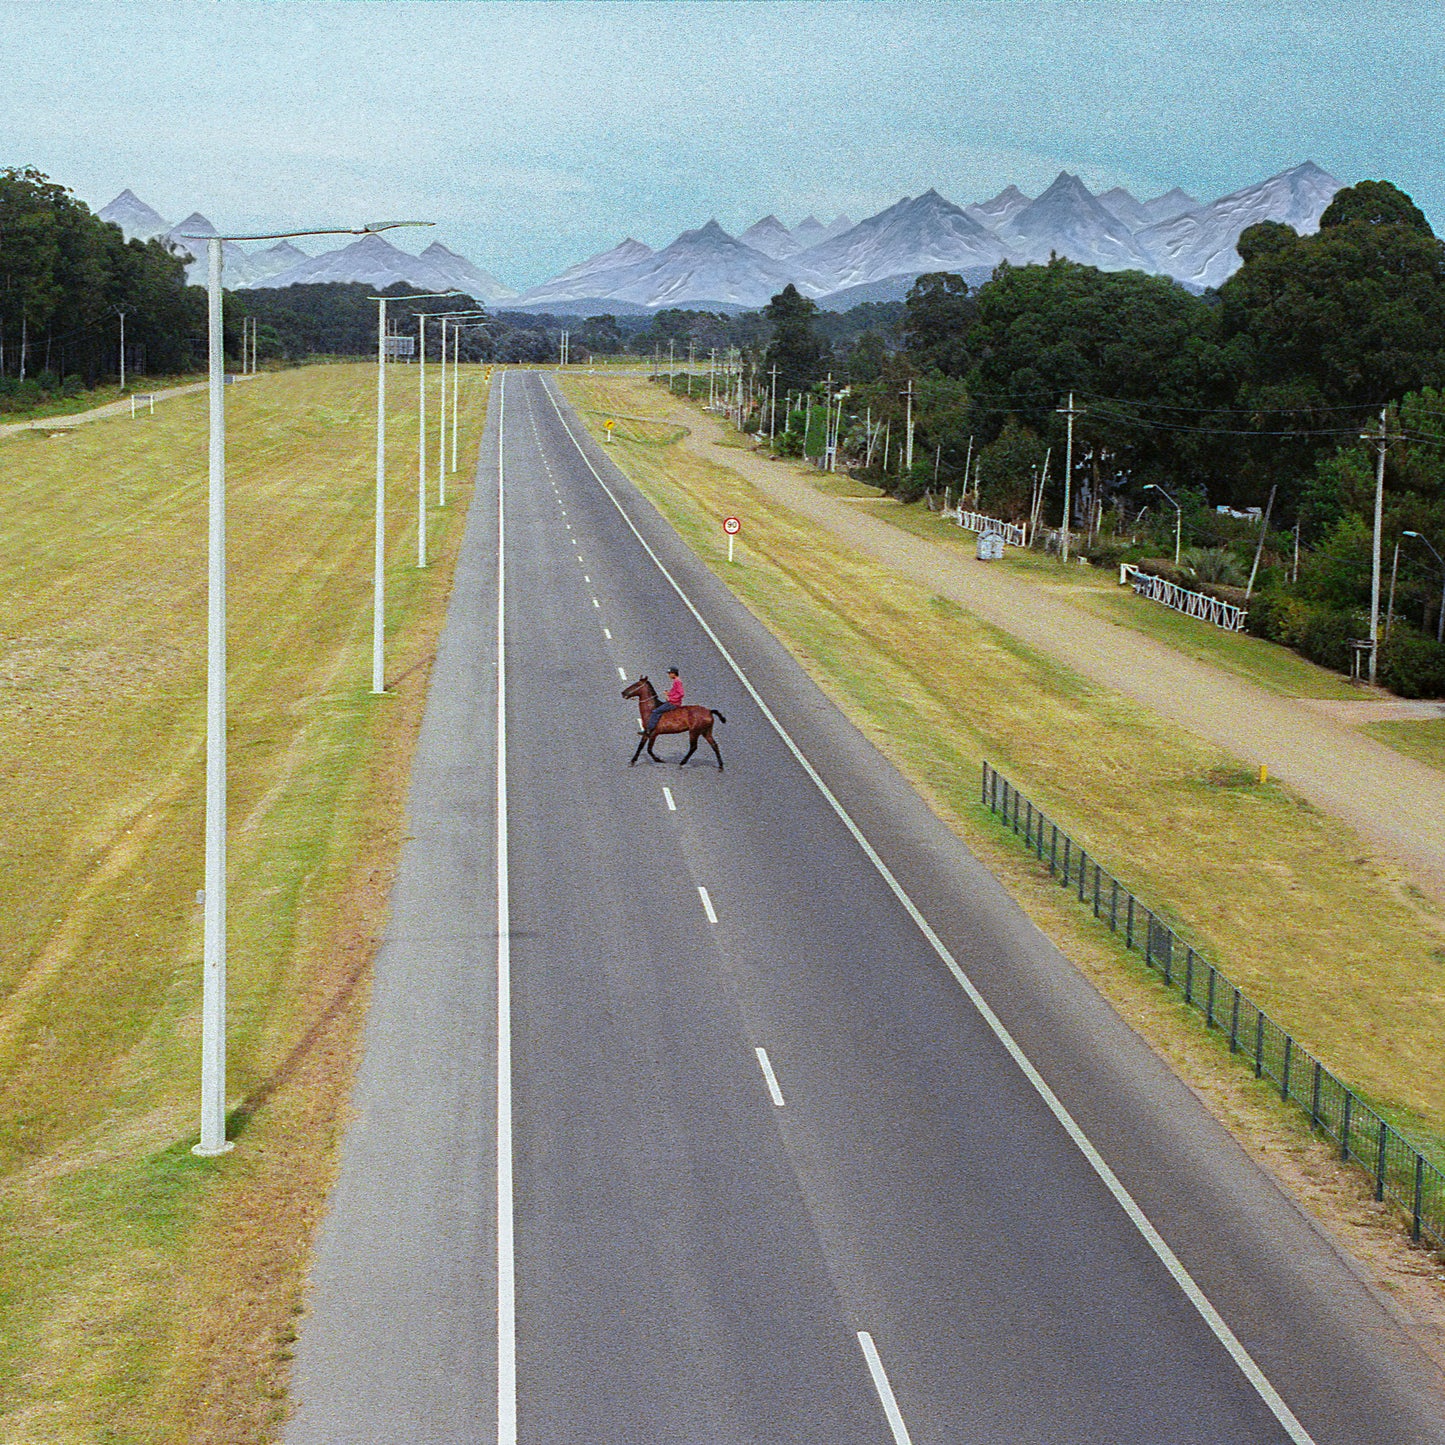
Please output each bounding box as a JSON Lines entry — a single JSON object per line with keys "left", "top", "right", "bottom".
{"left": 666, "top": 677, "right": 684, "bottom": 705}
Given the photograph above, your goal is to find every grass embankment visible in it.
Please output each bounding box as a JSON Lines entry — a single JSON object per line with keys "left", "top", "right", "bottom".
{"left": 562, "top": 372, "right": 1445, "bottom": 1218}
{"left": 0, "top": 361, "right": 489, "bottom": 1441}
{"left": 0, "top": 371, "right": 210, "bottom": 427}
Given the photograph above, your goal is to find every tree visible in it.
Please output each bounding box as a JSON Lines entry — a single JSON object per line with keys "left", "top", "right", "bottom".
{"left": 763, "top": 284, "right": 827, "bottom": 395}
{"left": 903, "top": 271, "right": 973, "bottom": 377}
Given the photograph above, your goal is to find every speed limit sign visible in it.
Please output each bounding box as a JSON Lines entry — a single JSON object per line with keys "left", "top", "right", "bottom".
{"left": 723, "top": 516, "right": 741, "bottom": 535}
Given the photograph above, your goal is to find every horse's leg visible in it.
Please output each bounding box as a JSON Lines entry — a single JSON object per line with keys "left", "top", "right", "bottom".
{"left": 646, "top": 730, "right": 661, "bottom": 761}
{"left": 630, "top": 732, "right": 649, "bottom": 765}
{"left": 679, "top": 729, "right": 700, "bottom": 766}
{"left": 706, "top": 728, "right": 724, "bottom": 770}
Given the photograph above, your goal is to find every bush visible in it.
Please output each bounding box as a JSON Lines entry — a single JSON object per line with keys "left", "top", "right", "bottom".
{"left": 1379, "top": 633, "right": 1445, "bottom": 699}
{"left": 1082, "top": 539, "right": 1130, "bottom": 568}
{"left": 1182, "top": 546, "right": 1246, "bottom": 587}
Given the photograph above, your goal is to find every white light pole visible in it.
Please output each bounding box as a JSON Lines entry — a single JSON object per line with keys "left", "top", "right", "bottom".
{"left": 118, "top": 308, "right": 128, "bottom": 390}
{"left": 418, "top": 312, "right": 428, "bottom": 567}
{"left": 1144, "top": 483, "right": 1183, "bottom": 566}
{"left": 176, "top": 219, "right": 430, "bottom": 1157}
{"left": 1403, "top": 531, "right": 1445, "bottom": 644}
{"left": 370, "top": 287, "right": 460, "bottom": 694}
{"left": 436, "top": 311, "right": 487, "bottom": 491}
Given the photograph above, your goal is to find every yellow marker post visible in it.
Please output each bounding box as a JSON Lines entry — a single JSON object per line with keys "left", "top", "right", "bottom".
{"left": 604, "top": 418, "right": 616, "bottom": 443}
{"left": 1259, "top": 763, "right": 1268, "bottom": 785}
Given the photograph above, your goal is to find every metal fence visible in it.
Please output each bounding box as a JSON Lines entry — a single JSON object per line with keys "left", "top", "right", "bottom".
{"left": 981, "top": 761, "right": 1443, "bottom": 1253}
{"left": 947, "top": 508, "right": 1029, "bottom": 547}
{"left": 1121, "top": 564, "right": 1248, "bottom": 632}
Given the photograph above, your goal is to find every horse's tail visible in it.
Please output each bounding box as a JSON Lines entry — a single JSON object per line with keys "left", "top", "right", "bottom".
{"left": 711, "top": 710, "right": 726, "bottom": 725}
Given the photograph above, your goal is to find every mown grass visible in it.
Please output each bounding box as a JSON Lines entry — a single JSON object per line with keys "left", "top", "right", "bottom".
{"left": 562, "top": 373, "right": 1445, "bottom": 1171}
{"left": 0, "top": 361, "right": 489, "bottom": 1441}
{"left": 0, "top": 371, "right": 209, "bottom": 427}
{"left": 1363, "top": 718, "right": 1445, "bottom": 774}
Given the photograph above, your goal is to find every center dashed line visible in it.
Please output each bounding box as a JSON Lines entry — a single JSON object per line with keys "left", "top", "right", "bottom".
{"left": 755, "top": 1048, "right": 786, "bottom": 1107}
{"left": 697, "top": 887, "right": 717, "bottom": 924}
{"left": 662, "top": 785, "right": 675, "bottom": 811}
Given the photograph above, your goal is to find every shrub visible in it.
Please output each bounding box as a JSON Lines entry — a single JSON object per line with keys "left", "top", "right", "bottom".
{"left": 1182, "top": 546, "right": 1247, "bottom": 587}
{"left": 1082, "top": 539, "right": 1130, "bottom": 568}
{"left": 1379, "top": 633, "right": 1445, "bottom": 699}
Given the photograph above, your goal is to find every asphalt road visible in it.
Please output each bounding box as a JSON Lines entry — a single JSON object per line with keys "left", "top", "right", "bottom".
{"left": 286, "top": 370, "right": 1445, "bottom": 1444}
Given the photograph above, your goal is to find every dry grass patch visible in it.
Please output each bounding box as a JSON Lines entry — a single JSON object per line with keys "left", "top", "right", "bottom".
{"left": 0, "top": 361, "right": 489, "bottom": 1441}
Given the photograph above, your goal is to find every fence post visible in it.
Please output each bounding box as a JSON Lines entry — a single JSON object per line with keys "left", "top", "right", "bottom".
{"left": 1376, "top": 1121, "right": 1388, "bottom": 1202}
{"left": 1025, "top": 800, "right": 1032, "bottom": 847}
{"left": 1126, "top": 895, "right": 1134, "bottom": 949}
{"left": 1078, "top": 853, "right": 1087, "bottom": 903}
{"left": 1254, "top": 1011, "right": 1265, "bottom": 1077}
{"left": 981, "top": 762, "right": 989, "bottom": 807}
{"left": 1092, "top": 867, "right": 1101, "bottom": 919}
{"left": 1341, "top": 1092, "right": 1353, "bottom": 1162}
{"left": 1109, "top": 880, "right": 1118, "bottom": 932}
{"left": 1310, "top": 1061, "right": 1322, "bottom": 1130}
{"left": 1050, "top": 826, "right": 1057, "bottom": 876}
{"left": 1183, "top": 948, "right": 1195, "bottom": 1005}
{"left": 1229, "top": 986, "right": 1240, "bottom": 1050}
{"left": 1144, "top": 912, "right": 1154, "bottom": 968}
{"left": 1062, "top": 837, "right": 1070, "bottom": 887}
{"left": 1413, "top": 1155, "right": 1425, "bottom": 1243}
{"left": 1013, "top": 790, "right": 1021, "bottom": 833}
{"left": 1281, "top": 1035, "right": 1292, "bottom": 1102}
{"left": 1162, "top": 929, "right": 1173, "bottom": 986}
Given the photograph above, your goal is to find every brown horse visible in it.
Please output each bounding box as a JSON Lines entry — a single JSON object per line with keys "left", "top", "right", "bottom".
{"left": 622, "top": 677, "right": 726, "bottom": 769}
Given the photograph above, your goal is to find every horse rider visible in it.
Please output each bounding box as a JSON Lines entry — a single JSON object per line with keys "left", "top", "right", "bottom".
{"left": 647, "top": 667, "right": 685, "bottom": 733}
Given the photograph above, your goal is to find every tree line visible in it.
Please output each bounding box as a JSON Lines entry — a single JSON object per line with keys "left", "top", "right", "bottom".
{"left": 0, "top": 167, "right": 201, "bottom": 406}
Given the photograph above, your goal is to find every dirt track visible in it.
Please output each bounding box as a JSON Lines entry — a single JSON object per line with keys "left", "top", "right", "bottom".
{"left": 660, "top": 394, "right": 1445, "bottom": 905}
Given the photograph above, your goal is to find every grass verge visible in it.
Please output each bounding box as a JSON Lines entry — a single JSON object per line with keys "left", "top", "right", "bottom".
{"left": 1363, "top": 719, "right": 1445, "bottom": 775}
{"left": 0, "top": 361, "right": 490, "bottom": 1441}
{"left": 561, "top": 372, "right": 1445, "bottom": 1243}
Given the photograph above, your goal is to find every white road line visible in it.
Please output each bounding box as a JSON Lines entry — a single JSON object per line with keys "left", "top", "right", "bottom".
{"left": 617, "top": 666, "right": 627, "bottom": 679}
{"left": 662, "top": 785, "right": 676, "bottom": 811}
{"left": 603, "top": 627, "right": 612, "bottom": 640}
{"left": 858, "top": 1333, "right": 913, "bottom": 1445}
{"left": 584, "top": 574, "right": 591, "bottom": 583}
{"left": 697, "top": 886, "right": 717, "bottom": 923}
{"left": 755, "top": 1047, "right": 786, "bottom": 1106}
{"left": 495, "top": 373, "right": 517, "bottom": 1445}
{"left": 592, "top": 597, "right": 600, "bottom": 608}
{"left": 537, "top": 375, "right": 1320, "bottom": 1445}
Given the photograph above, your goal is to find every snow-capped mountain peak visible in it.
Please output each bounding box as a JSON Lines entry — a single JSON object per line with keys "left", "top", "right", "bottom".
{"left": 1001, "top": 172, "right": 1154, "bottom": 271}
{"left": 97, "top": 189, "right": 170, "bottom": 241}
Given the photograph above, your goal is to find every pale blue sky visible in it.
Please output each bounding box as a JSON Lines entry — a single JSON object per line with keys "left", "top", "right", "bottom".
{"left": 6, "top": 1, "right": 1441, "bottom": 288}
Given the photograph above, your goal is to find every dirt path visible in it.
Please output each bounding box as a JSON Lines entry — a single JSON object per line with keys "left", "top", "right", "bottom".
{"left": 0, "top": 376, "right": 240, "bottom": 441}
{"left": 657, "top": 394, "right": 1445, "bottom": 904}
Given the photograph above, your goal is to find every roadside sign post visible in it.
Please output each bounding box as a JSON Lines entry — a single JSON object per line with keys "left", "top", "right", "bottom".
{"left": 723, "top": 514, "right": 741, "bottom": 563}
{"left": 604, "top": 418, "right": 615, "bottom": 443}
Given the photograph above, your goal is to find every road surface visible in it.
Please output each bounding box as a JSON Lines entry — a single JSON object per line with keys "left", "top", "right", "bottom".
{"left": 286, "top": 370, "right": 1445, "bottom": 1444}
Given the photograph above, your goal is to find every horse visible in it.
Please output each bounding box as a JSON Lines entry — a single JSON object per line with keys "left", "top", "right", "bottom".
{"left": 621, "top": 676, "right": 726, "bottom": 769}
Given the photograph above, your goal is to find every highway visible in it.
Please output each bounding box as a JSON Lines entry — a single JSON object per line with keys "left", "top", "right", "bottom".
{"left": 286, "top": 370, "right": 1445, "bottom": 1444}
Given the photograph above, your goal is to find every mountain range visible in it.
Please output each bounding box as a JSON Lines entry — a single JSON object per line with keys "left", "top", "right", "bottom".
{"left": 96, "top": 161, "right": 1345, "bottom": 315}
{"left": 96, "top": 190, "right": 517, "bottom": 301}
{"left": 511, "top": 161, "right": 1343, "bottom": 313}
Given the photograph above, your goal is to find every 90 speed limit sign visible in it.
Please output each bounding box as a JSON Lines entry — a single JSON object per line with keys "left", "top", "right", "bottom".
{"left": 723, "top": 516, "right": 741, "bottom": 535}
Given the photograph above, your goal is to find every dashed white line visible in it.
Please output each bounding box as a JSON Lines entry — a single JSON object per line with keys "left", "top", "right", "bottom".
{"left": 697, "top": 886, "right": 717, "bottom": 923}
{"left": 858, "top": 1333, "right": 913, "bottom": 1445}
{"left": 584, "top": 574, "right": 591, "bottom": 583}
{"left": 755, "top": 1047, "right": 786, "bottom": 1106}
{"left": 617, "top": 666, "right": 627, "bottom": 679}
{"left": 603, "top": 627, "right": 612, "bottom": 640}
{"left": 662, "top": 785, "right": 676, "bottom": 811}
{"left": 592, "top": 597, "right": 600, "bottom": 609}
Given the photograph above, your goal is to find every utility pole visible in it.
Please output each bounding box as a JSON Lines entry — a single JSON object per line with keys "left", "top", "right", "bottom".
{"left": 1366, "top": 406, "right": 1388, "bottom": 684}
{"left": 1056, "top": 392, "right": 1082, "bottom": 563}
{"left": 769, "top": 364, "right": 778, "bottom": 444}
{"left": 118, "top": 309, "right": 127, "bottom": 390}
{"left": 903, "top": 379, "right": 914, "bottom": 472}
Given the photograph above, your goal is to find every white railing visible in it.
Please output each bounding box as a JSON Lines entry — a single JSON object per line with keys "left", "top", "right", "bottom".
{"left": 947, "top": 508, "right": 1029, "bottom": 548}
{"left": 1120, "top": 564, "right": 1248, "bottom": 632}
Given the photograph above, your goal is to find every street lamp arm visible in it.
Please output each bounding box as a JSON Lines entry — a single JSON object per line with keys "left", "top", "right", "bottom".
{"left": 176, "top": 220, "right": 435, "bottom": 244}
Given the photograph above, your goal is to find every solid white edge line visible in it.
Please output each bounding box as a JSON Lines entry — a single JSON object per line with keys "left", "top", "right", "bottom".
{"left": 698, "top": 886, "right": 718, "bottom": 924}
{"left": 662, "top": 785, "right": 676, "bottom": 811}
{"left": 857, "top": 1332, "right": 914, "bottom": 1445}
{"left": 495, "top": 371, "right": 518, "bottom": 1445}
{"left": 538, "top": 376, "right": 1318, "bottom": 1445}
{"left": 755, "top": 1046, "right": 786, "bottom": 1107}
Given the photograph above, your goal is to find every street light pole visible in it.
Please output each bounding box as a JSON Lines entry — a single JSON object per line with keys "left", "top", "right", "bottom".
{"left": 371, "top": 287, "right": 460, "bottom": 692}
{"left": 1403, "top": 530, "right": 1445, "bottom": 644}
{"left": 1144, "top": 483, "right": 1182, "bottom": 567}
{"left": 118, "top": 308, "right": 127, "bottom": 390}
{"left": 1366, "top": 408, "right": 1388, "bottom": 685}
{"left": 179, "top": 218, "right": 430, "bottom": 1157}
{"left": 418, "top": 312, "right": 428, "bottom": 568}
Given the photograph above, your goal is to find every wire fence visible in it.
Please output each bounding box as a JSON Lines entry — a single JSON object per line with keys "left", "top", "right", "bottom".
{"left": 981, "top": 761, "right": 1444, "bottom": 1253}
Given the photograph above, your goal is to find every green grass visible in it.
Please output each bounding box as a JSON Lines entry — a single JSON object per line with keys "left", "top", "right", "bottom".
{"left": 1362, "top": 718, "right": 1445, "bottom": 773}
{"left": 0, "top": 361, "right": 489, "bottom": 1441}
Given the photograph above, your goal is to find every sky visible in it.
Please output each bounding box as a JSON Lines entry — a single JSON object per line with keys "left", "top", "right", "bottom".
{"left": 5, "top": 1, "right": 1442, "bottom": 291}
